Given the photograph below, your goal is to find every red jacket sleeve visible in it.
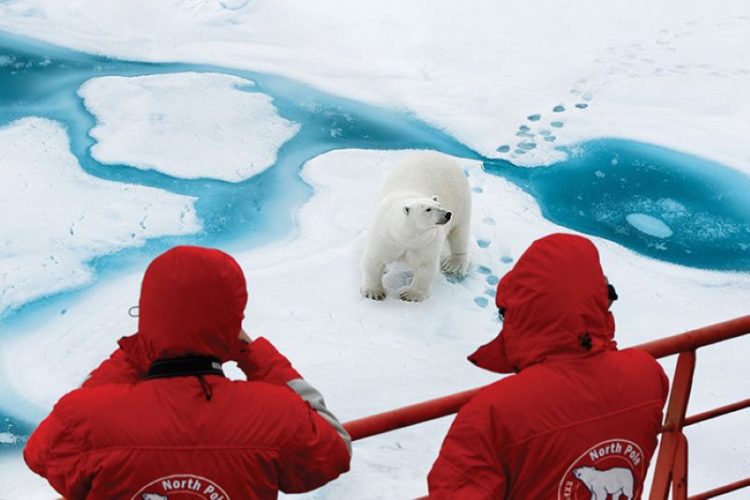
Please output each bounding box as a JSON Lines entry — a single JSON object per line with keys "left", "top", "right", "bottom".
{"left": 233, "top": 337, "right": 302, "bottom": 385}
{"left": 24, "top": 396, "right": 90, "bottom": 499}
{"left": 233, "top": 337, "right": 351, "bottom": 491}
{"left": 428, "top": 394, "right": 508, "bottom": 499}
{"left": 277, "top": 399, "right": 351, "bottom": 493}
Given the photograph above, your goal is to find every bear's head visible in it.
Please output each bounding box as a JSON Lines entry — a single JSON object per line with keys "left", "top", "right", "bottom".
{"left": 573, "top": 466, "right": 594, "bottom": 480}
{"left": 402, "top": 195, "right": 452, "bottom": 231}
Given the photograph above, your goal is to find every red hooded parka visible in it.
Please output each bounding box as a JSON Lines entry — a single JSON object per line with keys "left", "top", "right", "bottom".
{"left": 24, "top": 246, "right": 351, "bottom": 499}
{"left": 428, "top": 234, "right": 668, "bottom": 499}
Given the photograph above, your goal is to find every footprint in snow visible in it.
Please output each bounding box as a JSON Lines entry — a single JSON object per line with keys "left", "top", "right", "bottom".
{"left": 477, "top": 265, "right": 492, "bottom": 275}
{"left": 474, "top": 296, "right": 489, "bottom": 308}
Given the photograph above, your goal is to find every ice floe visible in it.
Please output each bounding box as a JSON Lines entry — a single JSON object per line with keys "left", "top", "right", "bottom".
{"left": 0, "top": 118, "right": 200, "bottom": 315}
{"left": 79, "top": 72, "right": 299, "bottom": 182}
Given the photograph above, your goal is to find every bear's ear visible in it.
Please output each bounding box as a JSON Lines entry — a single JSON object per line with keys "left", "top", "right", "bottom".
{"left": 432, "top": 195, "right": 439, "bottom": 202}
{"left": 404, "top": 206, "right": 410, "bottom": 215}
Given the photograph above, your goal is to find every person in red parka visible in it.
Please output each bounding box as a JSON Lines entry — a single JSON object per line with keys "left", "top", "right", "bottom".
{"left": 24, "top": 245, "right": 351, "bottom": 500}
{"left": 428, "top": 233, "right": 668, "bottom": 499}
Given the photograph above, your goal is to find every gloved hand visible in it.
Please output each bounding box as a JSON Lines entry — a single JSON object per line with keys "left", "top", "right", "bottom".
{"left": 227, "top": 329, "right": 302, "bottom": 385}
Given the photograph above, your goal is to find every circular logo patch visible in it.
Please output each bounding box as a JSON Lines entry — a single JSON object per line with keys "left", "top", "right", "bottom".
{"left": 558, "top": 439, "right": 645, "bottom": 500}
{"left": 132, "top": 474, "right": 230, "bottom": 500}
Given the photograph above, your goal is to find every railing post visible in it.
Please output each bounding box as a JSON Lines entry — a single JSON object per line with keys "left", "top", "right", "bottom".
{"left": 650, "top": 350, "right": 696, "bottom": 500}
{"left": 673, "top": 434, "right": 689, "bottom": 498}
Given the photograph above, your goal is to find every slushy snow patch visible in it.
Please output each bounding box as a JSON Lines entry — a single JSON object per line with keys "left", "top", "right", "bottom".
{"left": 626, "top": 213, "right": 674, "bottom": 238}
{"left": 79, "top": 72, "right": 300, "bottom": 182}
{"left": 0, "top": 433, "right": 18, "bottom": 444}
{"left": 0, "top": 118, "right": 201, "bottom": 314}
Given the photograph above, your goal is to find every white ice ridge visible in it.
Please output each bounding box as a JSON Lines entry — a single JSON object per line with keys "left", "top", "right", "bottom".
{"left": 0, "top": 118, "right": 201, "bottom": 315}
{"left": 79, "top": 72, "right": 300, "bottom": 182}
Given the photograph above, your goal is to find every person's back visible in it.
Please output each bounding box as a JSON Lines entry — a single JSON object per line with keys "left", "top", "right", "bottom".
{"left": 37, "top": 357, "right": 349, "bottom": 499}
{"left": 428, "top": 234, "right": 668, "bottom": 499}
{"left": 25, "top": 246, "right": 351, "bottom": 499}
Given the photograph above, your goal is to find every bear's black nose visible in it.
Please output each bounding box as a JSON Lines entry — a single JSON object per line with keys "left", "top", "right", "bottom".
{"left": 445, "top": 212, "right": 452, "bottom": 221}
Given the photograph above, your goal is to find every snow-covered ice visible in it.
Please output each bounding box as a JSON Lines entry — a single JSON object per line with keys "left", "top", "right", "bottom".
{"left": 0, "top": 0, "right": 749, "bottom": 498}
{"left": 0, "top": 118, "right": 201, "bottom": 315}
{"left": 1, "top": 1, "right": 749, "bottom": 171}
{"left": 2, "top": 148, "right": 750, "bottom": 498}
{"left": 0, "top": 432, "right": 18, "bottom": 444}
{"left": 79, "top": 72, "right": 299, "bottom": 181}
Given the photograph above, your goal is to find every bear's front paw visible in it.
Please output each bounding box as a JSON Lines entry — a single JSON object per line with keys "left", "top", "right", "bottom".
{"left": 399, "top": 288, "right": 427, "bottom": 302}
{"left": 441, "top": 255, "right": 469, "bottom": 277}
{"left": 361, "top": 286, "right": 387, "bottom": 301}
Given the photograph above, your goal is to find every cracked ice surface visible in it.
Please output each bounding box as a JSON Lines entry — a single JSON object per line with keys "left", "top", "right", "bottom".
{"left": 79, "top": 72, "right": 300, "bottom": 182}
{"left": 0, "top": 118, "right": 201, "bottom": 314}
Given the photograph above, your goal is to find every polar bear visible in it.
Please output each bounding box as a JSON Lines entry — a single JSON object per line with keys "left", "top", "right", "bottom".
{"left": 573, "top": 466, "right": 634, "bottom": 500}
{"left": 361, "top": 151, "right": 471, "bottom": 302}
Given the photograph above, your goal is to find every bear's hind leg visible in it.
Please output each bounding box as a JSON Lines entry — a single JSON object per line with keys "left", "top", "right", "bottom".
{"left": 621, "top": 484, "right": 634, "bottom": 500}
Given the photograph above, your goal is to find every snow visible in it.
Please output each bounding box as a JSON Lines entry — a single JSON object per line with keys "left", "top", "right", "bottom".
{"left": 626, "top": 213, "right": 674, "bottom": 238}
{"left": 0, "top": 1, "right": 749, "bottom": 498}
{"left": 0, "top": 118, "right": 201, "bottom": 315}
{"left": 0, "top": 1, "right": 748, "bottom": 172}
{"left": 0, "top": 432, "right": 18, "bottom": 444}
{"left": 79, "top": 72, "right": 299, "bottom": 182}
{"left": 2, "top": 148, "right": 750, "bottom": 498}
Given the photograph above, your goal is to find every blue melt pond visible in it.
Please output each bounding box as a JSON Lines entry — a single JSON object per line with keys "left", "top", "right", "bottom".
{"left": 486, "top": 139, "right": 750, "bottom": 271}
{"left": 0, "top": 30, "right": 482, "bottom": 313}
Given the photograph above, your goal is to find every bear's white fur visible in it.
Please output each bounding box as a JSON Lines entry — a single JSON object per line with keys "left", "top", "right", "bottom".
{"left": 573, "top": 466, "right": 634, "bottom": 500}
{"left": 361, "top": 151, "right": 471, "bottom": 302}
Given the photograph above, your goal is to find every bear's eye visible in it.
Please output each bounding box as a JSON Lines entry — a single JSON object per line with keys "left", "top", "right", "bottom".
{"left": 426, "top": 208, "right": 431, "bottom": 212}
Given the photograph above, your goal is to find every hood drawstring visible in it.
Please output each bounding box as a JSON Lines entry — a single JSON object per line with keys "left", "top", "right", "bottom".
{"left": 197, "top": 375, "right": 214, "bottom": 401}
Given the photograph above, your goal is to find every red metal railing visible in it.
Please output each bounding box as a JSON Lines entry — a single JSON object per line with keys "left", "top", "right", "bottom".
{"left": 343, "top": 315, "right": 750, "bottom": 499}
